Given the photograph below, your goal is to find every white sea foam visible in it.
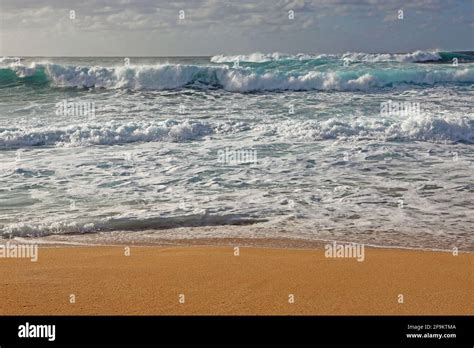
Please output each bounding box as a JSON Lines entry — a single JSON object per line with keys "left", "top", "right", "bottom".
{"left": 1, "top": 114, "right": 472, "bottom": 149}
{"left": 257, "top": 115, "right": 474, "bottom": 143}
{"left": 0, "top": 120, "right": 212, "bottom": 148}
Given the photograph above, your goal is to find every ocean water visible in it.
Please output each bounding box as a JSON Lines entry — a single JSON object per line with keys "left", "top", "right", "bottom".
{"left": 0, "top": 51, "right": 473, "bottom": 250}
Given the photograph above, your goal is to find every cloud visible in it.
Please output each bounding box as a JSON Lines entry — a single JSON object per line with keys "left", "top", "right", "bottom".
{"left": 0, "top": 0, "right": 466, "bottom": 32}
{"left": 1, "top": 0, "right": 472, "bottom": 55}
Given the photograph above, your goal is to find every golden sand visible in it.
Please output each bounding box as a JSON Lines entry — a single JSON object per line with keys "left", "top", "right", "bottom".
{"left": 0, "top": 245, "right": 472, "bottom": 315}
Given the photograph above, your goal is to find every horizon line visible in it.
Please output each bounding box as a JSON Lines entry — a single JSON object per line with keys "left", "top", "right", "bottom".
{"left": 2, "top": 49, "right": 474, "bottom": 58}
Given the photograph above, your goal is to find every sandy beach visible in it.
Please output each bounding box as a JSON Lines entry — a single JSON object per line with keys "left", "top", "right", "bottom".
{"left": 0, "top": 242, "right": 472, "bottom": 315}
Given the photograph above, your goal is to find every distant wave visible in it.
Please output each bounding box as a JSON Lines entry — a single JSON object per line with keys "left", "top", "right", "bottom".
{"left": 211, "top": 52, "right": 316, "bottom": 63}
{"left": 341, "top": 51, "right": 443, "bottom": 63}
{"left": 0, "top": 56, "right": 21, "bottom": 65}
{"left": 1, "top": 61, "right": 473, "bottom": 92}
{"left": 0, "top": 120, "right": 212, "bottom": 148}
{"left": 211, "top": 50, "right": 445, "bottom": 63}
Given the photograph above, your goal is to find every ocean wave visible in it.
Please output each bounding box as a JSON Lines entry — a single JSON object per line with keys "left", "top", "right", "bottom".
{"left": 0, "top": 120, "right": 212, "bottom": 148}
{"left": 2, "top": 114, "right": 471, "bottom": 149}
{"left": 218, "top": 68, "right": 473, "bottom": 92}
{"left": 1, "top": 214, "right": 264, "bottom": 237}
{"left": 259, "top": 115, "right": 474, "bottom": 144}
{"left": 210, "top": 50, "right": 443, "bottom": 63}
{"left": 10, "top": 64, "right": 38, "bottom": 77}
{"left": 0, "top": 56, "right": 21, "bottom": 65}
{"left": 3, "top": 62, "right": 473, "bottom": 92}
{"left": 341, "top": 50, "right": 442, "bottom": 63}
{"left": 44, "top": 63, "right": 227, "bottom": 89}
{"left": 210, "top": 52, "right": 315, "bottom": 63}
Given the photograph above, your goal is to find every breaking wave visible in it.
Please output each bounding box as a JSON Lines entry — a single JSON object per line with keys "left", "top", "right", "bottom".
{"left": 1, "top": 61, "right": 473, "bottom": 92}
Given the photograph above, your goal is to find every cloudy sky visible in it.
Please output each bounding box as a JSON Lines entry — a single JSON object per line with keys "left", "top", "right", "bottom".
{"left": 1, "top": 0, "right": 473, "bottom": 56}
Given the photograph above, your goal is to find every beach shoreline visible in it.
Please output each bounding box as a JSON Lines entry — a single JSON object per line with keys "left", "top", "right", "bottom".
{"left": 6, "top": 222, "right": 472, "bottom": 252}
{"left": 0, "top": 240, "right": 472, "bottom": 315}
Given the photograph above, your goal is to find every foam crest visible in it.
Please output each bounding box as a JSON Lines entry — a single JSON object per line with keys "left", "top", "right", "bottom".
{"left": 210, "top": 52, "right": 313, "bottom": 63}
{"left": 0, "top": 120, "right": 212, "bottom": 148}
{"left": 210, "top": 50, "right": 442, "bottom": 63}
{"left": 259, "top": 115, "right": 474, "bottom": 144}
{"left": 341, "top": 50, "right": 442, "bottom": 63}
{"left": 42, "top": 64, "right": 474, "bottom": 92}
{"left": 3, "top": 57, "right": 473, "bottom": 92}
